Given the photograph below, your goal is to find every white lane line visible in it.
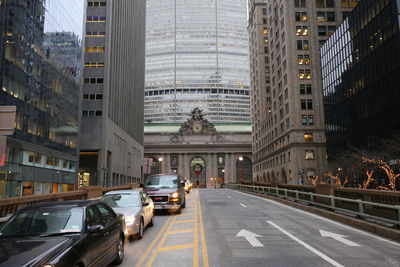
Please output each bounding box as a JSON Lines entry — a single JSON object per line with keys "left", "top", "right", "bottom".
{"left": 227, "top": 196, "right": 232, "bottom": 199}
{"left": 240, "top": 203, "right": 247, "bottom": 208}
{"left": 230, "top": 189, "right": 400, "bottom": 247}
{"left": 268, "top": 221, "right": 344, "bottom": 267}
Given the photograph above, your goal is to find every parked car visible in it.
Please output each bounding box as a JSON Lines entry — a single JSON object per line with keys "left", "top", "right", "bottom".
{"left": 101, "top": 190, "right": 154, "bottom": 240}
{"left": 143, "top": 174, "right": 186, "bottom": 213}
{"left": 0, "top": 200, "right": 125, "bottom": 267}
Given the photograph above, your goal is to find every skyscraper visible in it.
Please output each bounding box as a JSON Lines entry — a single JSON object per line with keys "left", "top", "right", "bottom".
{"left": 0, "top": 0, "right": 81, "bottom": 197}
{"left": 250, "top": 0, "right": 358, "bottom": 184}
{"left": 145, "top": 0, "right": 251, "bottom": 123}
{"left": 79, "top": 0, "right": 146, "bottom": 187}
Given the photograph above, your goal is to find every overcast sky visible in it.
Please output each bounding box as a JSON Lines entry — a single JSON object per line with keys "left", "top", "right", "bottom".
{"left": 44, "top": 0, "right": 85, "bottom": 39}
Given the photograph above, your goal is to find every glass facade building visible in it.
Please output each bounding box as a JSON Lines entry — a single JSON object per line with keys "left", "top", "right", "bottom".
{"left": 0, "top": 0, "right": 83, "bottom": 197}
{"left": 321, "top": 0, "right": 400, "bottom": 158}
{"left": 145, "top": 0, "right": 250, "bottom": 123}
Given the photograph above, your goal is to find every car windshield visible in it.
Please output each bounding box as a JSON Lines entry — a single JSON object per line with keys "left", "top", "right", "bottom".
{"left": 0, "top": 207, "right": 83, "bottom": 237}
{"left": 101, "top": 193, "right": 141, "bottom": 208}
{"left": 145, "top": 175, "right": 179, "bottom": 188}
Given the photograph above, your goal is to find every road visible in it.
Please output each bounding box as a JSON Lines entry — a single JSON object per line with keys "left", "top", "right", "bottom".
{"left": 119, "top": 189, "right": 400, "bottom": 267}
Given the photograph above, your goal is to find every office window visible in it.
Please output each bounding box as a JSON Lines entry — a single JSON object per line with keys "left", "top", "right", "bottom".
{"left": 296, "top": 26, "right": 308, "bottom": 36}
{"left": 341, "top": 0, "right": 359, "bottom": 8}
{"left": 86, "top": 31, "right": 106, "bottom": 37}
{"left": 84, "top": 77, "right": 104, "bottom": 84}
{"left": 304, "top": 133, "right": 313, "bottom": 142}
{"left": 294, "top": 0, "right": 306, "bottom": 8}
{"left": 84, "top": 62, "right": 104, "bottom": 68}
{"left": 28, "top": 152, "right": 41, "bottom": 164}
{"left": 317, "top": 12, "right": 326, "bottom": 22}
{"left": 297, "top": 55, "right": 310, "bottom": 65}
{"left": 305, "top": 151, "right": 314, "bottom": 160}
{"left": 300, "top": 84, "right": 312, "bottom": 94}
{"left": 86, "top": 16, "right": 106, "bottom": 22}
{"left": 327, "top": 12, "right": 335, "bottom": 21}
{"left": 295, "top": 12, "right": 307, "bottom": 22}
{"left": 297, "top": 40, "right": 309, "bottom": 50}
{"left": 318, "top": 26, "right": 327, "bottom": 36}
{"left": 85, "top": 46, "right": 105, "bottom": 53}
{"left": 300, "top": 99, "right": 312, "bottom": 110}
{"left": 308, "top": 115, "right": 314, "bottom": 125}
{"left": 316, "top": 0, "right": 324, "bottom": 8}
{"left": 327, "top": 26, "right": 336, "bottom": 36}
{"left": 301, "top": 115, "right": 308, "bottom": 125}
{"left": 299, "top": 69, "right": 311, "bottom": 80}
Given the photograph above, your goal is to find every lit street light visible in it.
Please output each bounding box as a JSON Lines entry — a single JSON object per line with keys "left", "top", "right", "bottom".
{"left": 158, "top": 157, "right": 163, "bottom": 173}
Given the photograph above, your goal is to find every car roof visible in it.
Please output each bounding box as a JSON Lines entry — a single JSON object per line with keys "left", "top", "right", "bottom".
{"left": 103, "top": 189, "right": 142, "bottom": 195}
{"left": 18, "top": 200, "right": 101, "bottom": 211}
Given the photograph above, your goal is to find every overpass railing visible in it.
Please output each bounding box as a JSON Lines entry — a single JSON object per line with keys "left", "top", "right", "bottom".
{"left": 226, "top": 183, "right": 400, "bottom": 227}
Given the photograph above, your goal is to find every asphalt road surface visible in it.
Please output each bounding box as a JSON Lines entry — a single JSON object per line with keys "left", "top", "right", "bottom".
{"left": 118, "top": 189, "right": 400, "bottom": 267}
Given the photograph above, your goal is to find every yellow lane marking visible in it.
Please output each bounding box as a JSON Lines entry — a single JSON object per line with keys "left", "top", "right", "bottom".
{"left": 174, "top": 219, "right": 195, "bottom": 224}
{"left": 177, "top": 213, "right": 194, "bottom": 216}
{"left": 168, "top": 229, "right": 194, "bottom": 235}
{"left": 198, "top": 191, "right": 210, "bottom": 267}
{"left": 193, "top": 190, "right": 199, "bottom": 267}
{"left": 157, "top": 243, "right": 194, "bottom": 252}
{"left": 135, "top": 215, "right": 174, "bottom": 267}
{"left": 145, "top": 216, "right": 178, "bottom": 267}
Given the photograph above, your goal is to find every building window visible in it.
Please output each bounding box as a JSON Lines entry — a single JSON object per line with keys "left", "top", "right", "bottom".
{"left": 300, "top": 99, "right": 312, "bottom": 110}
{"left": 327, "top": 26, "right": 336, "bottom": 36}
{"left": 305, "top": 150, "right": 314, "bottom": 160}
{"left": 84, "top": 62, "right": 104, "bottom": 68}
{"left": 304, "top": 133, "right": 313, "bottom": 142}
{"left": 28, "top": 152, "right": 42, "bottom": 164}
{"left": 86, "top": 16, "right": 106, "bottom": 22}
{"left": 85, "top": 46, "right": 105, "bottom": 53}
{"left": 297, "top": 40, "right": 309, "bottom": 50}
{"left": 295, "top": 12, "right": 307, "bottom": 22}
{"left": 297, "top": 55, "right": 310, "bottom": 65}
{"left": 299, "top": 69, "right": 311, "bottom": 79}
{"left": 341, "top": 0, "right": 360, "bottom": 8}
{"left": 88, "top": 2, "right": 106, "bottom": 7}
{"left": 318, "top": 26, "right": 327, "bottom": 36}
{"left": 86, "top": 31, "right": 106, "bottom": 37}
{"left": 327, "top": 12, "right": 335, "bottom": 21}
{"left": 300, "top": 84, "right": 312, "bottom": 94}
{"left": 317, "top": 12, "right": 326, "bottom": 22}
{"left": 84, "top": 77, "right": 104, "bottom": 84}
{"left": 296, "top": 26, "right": 308, "bottom": 36}
{"left": 301, "top": 115, "right": 314, "bottom": 125}
{"left": 294, "top": 0, "right": 306, "bottom": 8}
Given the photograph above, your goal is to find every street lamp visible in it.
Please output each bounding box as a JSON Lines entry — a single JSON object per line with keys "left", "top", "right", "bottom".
{"left": 239, "top": 156, "right": 244, "bottom": 182}
{"left": 158, "top": 157, "right": 163, "bottom": 174}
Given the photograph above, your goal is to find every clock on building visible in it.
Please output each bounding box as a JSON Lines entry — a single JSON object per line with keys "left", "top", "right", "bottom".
{"left": 193, "top": 122, "right": 202, "bottom": 133}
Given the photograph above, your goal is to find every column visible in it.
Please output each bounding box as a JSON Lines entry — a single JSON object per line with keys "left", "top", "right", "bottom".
{"left": 206, "top": 153, "right": 212, "bottom": 187}
{"left": 212, "top": 153, "right": 217, "bottom": 178}
{"left": 184, "top": 153, "right": 189, "bottom": 178}
{"left": 165, "top": 154, "right": 171, "bottom": 174}
{"left": 178, "top": 153, "right": 184, "bottom": 176}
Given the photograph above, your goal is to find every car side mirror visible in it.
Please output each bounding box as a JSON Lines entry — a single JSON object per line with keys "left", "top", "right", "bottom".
{"left": 142, "top": 202, "right": 150, "bottom": 207}
{"left": 180, "top": 181, "right": 185, "bottom": 187}
{"left": 87, "top": 225, "right": 104, "bottom": 233}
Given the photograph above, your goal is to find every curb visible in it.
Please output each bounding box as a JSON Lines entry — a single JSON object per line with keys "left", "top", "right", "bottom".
{"left": 232, "top": 188, "right": 400, "bottom": 243}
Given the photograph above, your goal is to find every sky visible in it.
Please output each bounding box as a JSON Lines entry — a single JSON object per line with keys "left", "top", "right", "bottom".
{"left": 44, "top": 0, "right": 85, "bottom": 40}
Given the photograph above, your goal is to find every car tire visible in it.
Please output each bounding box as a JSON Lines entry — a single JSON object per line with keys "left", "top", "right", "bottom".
{"left": 149, "top": 213, "right": 154, "bottom": 227}
{"left": 181, "top": 198, "right": 186, "bottom": 209}
{"left": 136, "top": 219, "right": 144, "bottom": 239}
{"left": 176, "top": 206, "right": 181, "bottom": 214}
{"left": 112, "top": 235, "right": 124, "bottom": 265}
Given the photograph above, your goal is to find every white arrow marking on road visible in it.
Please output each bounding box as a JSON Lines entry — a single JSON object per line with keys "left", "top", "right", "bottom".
{"left": 236, "top": 229, "right": 264, "bottom": 247}
{"left": 240, "top": 203, "right": 247, "bottom": 208}
{"left": 320, "top": 230, "right": 361, "bottom": 247}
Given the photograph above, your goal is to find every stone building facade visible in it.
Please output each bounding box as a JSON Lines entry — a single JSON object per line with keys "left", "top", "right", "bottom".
{"left": 144, "top": 109, "right": 252, "bottom": 187}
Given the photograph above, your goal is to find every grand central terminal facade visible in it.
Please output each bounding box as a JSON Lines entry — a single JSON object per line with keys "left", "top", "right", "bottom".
{"left": 143, "top": 108, "right": 252, "bottom": 187}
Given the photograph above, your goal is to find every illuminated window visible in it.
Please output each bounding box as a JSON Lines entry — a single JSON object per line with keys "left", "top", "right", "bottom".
{"left": 304, "top": 133, "right": 313, "bottom": 142}
{"left": 295, "top": 12, "right": 307, "bottom": 22}
{"left": 297, "top": 55, "right": 310, "bottom": 65}
{"left": 86, "top": 16, "right": 106, "bottom": 22}
{"left": 84, "top": 62, "right": 104, "bottom": 68}
{"left": 299, "top": 69, "right": 311, "bottom": 80}
{"left": 317, "top": 12, "right": 326, "bottom": 22}
{"left": 297, "top": 40, "right": 309, "bottom": 50}
{"left": 296, "top": 26, "right": 308, "bottom": 36}
{"left": 88, "top": 2, "right": 106, "bottom": 7}
{"left": 305, "top": 151, "right": 314, "bottom": 160}
{"left": 85, "top": 46, "right": 105, "bottom": 53}
{"left": 86, "top": 31, "right": 106, "bottom": 37}
{"left": 341, "top": 0, "right": 359, "bottom": 8}
{"left": 28, "top": 152, "right": 42, "bottom": 164}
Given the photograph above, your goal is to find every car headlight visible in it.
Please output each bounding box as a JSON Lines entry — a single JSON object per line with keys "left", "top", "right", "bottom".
{"left": 171, "top": 192, "right": 179, "bottom": 198}
{"left": 185, "top": 186, "right": 189, "bottom": 190}
{"left": 125, "top": 215, "right": 136, "bottom": 224}
{"left": 42, "top": 265, "right": 53, "bottom": 267}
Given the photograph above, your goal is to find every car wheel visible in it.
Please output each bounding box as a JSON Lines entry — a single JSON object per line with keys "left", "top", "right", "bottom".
{"left": 136, "top": 219, "right": 144, "bottom": 239}
{"left": 149, "top": 213, "right": 154, "bottom": 227}
{"left": 112, "top": 235, "right": 124, "bottom": 265}
{"left": 181, "top": 198, "right": 186, "bottom": 209}
{"left": 176, "top": 206, "right": 182, "bottom": 214}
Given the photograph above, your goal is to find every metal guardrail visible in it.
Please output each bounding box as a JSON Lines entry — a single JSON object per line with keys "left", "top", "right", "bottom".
{"left": 226, "top": 184, "right": 400, "bottom": 227}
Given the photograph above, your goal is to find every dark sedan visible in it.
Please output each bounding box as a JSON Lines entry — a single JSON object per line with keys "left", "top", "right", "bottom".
{"left": 0, "top": 200, "right": 125, "bottom": 267}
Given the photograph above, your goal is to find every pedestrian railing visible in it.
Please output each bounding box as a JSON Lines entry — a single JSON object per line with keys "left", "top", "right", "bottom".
{"left": 226, "top": 184, "right": 400, "bottom": 227}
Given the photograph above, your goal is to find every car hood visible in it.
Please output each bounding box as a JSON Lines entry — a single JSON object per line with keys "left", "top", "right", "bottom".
{"left": 112, "top": 207, "right": 141, "bottom": 217}
{"left": 0, "top": 235, "right": 76, "bottom": 266}
{"left": 144, "top": 187, "right": 178, "bottom": 195}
